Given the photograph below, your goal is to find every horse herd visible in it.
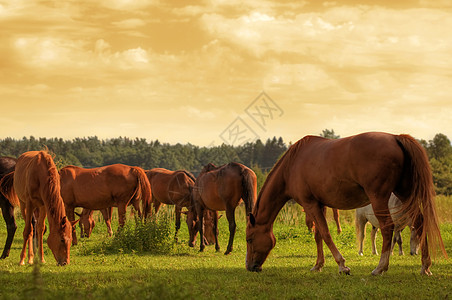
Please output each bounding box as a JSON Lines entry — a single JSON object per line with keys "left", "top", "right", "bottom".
{"left": 0, "top": 132, "right": 448, "bottom": 276}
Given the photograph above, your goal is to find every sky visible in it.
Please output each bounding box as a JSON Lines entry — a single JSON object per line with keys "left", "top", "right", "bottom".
{"left": 1, "top": 0, "right": 451, "bottom": 146}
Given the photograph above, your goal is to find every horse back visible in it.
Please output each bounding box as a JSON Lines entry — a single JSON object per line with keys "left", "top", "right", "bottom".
{"left": 60, "top": 164, "right": 139, "bottom": 209}
{"left": 287, "top": 132, "right": 405, "bottom": 209}
{"left": 14, "top": 151, "right": 62, "bottom": 207}
{"left": 195, "top": 163, "right": 247, "bottom": 211}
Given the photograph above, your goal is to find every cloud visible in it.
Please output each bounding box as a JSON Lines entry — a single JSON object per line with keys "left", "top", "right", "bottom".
{"left": 98, "top": 0, "right": 157, "bottom": 10}
{"left": 112, "top": 18, "right": 146, "bottom": 29}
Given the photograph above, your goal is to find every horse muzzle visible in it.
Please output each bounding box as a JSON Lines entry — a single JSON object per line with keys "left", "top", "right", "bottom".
{"left": 57, "top": 261, "right": 68, "bottom": 266}
{"left": 246, "top": 262, "right": 262, "bottom": 272}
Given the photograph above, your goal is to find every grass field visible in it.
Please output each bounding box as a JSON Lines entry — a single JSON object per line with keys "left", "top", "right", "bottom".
{"left": 0, "top": 197, "right": 451, "bottom": 299}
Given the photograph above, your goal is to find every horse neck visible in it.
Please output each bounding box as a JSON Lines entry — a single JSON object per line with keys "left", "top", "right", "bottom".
{"left": 254, "top": 160, "right": 289, "bottom": 226}
{"left": 40, "top": 164, "right": 66, "bottom": 228}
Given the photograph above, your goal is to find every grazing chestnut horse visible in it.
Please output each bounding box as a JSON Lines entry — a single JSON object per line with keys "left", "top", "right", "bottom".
{"left": 0, "top": 157, "right": 17, "bottom": 259}
{"left": 356, "top": 193, "right": 419, "bottom": 256}
{"left": 60, "top": 164, "right": 152, "bottom": 245}
{"left": 192, "top": 162, "right": 257, "bottom": 255}
{"left": 246, "top": 132, "right": 447, "bottom": 275}
{"left": 146, "top": 168, "right": 196, "bottom": 241}
{"left": 0, "top": 151, "right": 76, "bottom": 265}
{"left": 184, "top": 209, "right": 220, "bottom": 247}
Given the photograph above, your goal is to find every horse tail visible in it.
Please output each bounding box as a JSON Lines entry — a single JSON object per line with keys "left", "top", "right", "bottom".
{"left": 395, "top": 134, "right": 447, "bottom": 258}
{"left": 132, "top": 167, "right": 153, "bottom": 220}
{"left": 0, "top": 171, "right": 19, "bottom": 207}
{"left": 240, "top": 167, "right": 257, "bottom": 216}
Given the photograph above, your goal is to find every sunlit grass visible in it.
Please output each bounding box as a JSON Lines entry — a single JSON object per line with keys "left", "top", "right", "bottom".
{"left": 1, "top": 198, "right": 451, "bottom": 299}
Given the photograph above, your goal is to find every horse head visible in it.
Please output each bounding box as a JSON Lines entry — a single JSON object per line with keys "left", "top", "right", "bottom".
{"left": 79, "top": 209, "right": 95, "bottom": 238}
{"left": 246, "top": 213, "right": 275, "bottom": 272}
{"left": 183, "top": 209, "right": 219, "bottom": 247}
{"left": 184, "top": 209, "right": 198, "bottom": 247}
{"left": 199, "top": 163, "right": 217, "bottom": 176}
{"left": 47, "top": 216, "right": 78, "bottom": 266}
{"left": 410, "top": 226, "right": 420, "bottom": 255}
{"left": 202, "top": 210, "right": 220, "bottom": 246}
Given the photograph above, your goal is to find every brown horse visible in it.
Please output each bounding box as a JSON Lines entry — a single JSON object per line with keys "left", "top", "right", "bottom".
{"left": 146, "top": 168, "right": 196, "bottom": 242}
{"left": 246, "top": 132, "right": 447, "bottom": 275}
{"left": 0, "top": 156, "right": 17, "bottom": 259}
{"left": 184, "top": 208, "right": 220, "bottom": 247}
{"left": 0, "top": 151, "right": 76, "bottom": 265}
{"left": 59, "top": 164, "right": 152, "bottom": 245}
{"left": 192, "top": 162, "right": 257, "bottom": 255}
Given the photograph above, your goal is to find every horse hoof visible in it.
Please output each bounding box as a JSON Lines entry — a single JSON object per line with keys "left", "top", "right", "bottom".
{"left": 371, "top": 268, "right": 384, "bottom": 276}
{"left": 224, "top": 250, "right": 231, "bottom": 255}
{"left": 339, "top": 266, "right": 351, "bottom": 275}
{"left": 310, "top": 266, "right": 322, "bottom": 272}
{"left": 420, "top": 267, "right": 433, "bottom": 276}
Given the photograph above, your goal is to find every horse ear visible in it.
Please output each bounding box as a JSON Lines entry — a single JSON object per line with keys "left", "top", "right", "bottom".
{"left": 61, "top": 216, "right": 68, "bottom": 229}
{"left": 249, "top": 213, "right": 256, "bottom": 226}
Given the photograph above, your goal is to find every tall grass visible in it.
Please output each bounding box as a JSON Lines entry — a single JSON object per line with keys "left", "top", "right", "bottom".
{"left": 80, "top": 210, "right": 174, "bottom": 255}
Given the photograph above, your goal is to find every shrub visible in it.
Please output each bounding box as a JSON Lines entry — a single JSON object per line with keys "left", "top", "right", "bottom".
{"left": 98, "top": 212, "right": 174, "bottom": 254}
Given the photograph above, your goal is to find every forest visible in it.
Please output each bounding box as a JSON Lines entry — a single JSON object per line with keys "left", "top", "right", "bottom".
{"left": 0, "top": 129, "right": 451, "bottom": 195}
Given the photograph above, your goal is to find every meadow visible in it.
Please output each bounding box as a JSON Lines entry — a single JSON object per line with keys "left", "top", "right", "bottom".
{"left": 0, "top": 196, "right": 451, "bottom": 299}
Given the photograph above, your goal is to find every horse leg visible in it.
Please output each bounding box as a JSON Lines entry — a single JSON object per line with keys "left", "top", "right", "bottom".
{"left": 19, "top": 204, "right": 34, "bottom": 265}
{"left": 36, "top": 207, "right": 47, "bottom": 263}
{"left": 371, "top": 226, "right": 379, "bottom": 255}
{"left": 310, "top": 209, "right": 325, "bottom": 272}
{"left": 409, "top": 226, "right": 419, "bottom": 255}
{"left": 101, "top": 208, "right": 113, "bottom": 236}
{"left": 392, "top": 229, "right": 404, "bottom": 256}
{"left": 153, "top": 198, "right": 162, "bottom": 214}
{"left": 174, "top": 206, "right": 182, "bottom": 242}
{"left": 118, "top": 204, "right": 127, "bottom": 228}
{"left": 213, "top": 211, "right": 220, "bottom": 252}
{"left": 0, "top": 199, "right": 17, "bottom": 259}
{"left": 333, "top": 208, "right": 342, "bottom": 234}
{"left": 412, "top": 214, "right": 432, "bottom": 275}
{"left": 224, "top": 206, "right": 236, "bottom": 255}
{"left": 66, "top": 206, "right": 77, "bottom": 246}
{"left": 132, "top": 199, "right": 142, "bottom": 220}
{"left": 355, "top": 212, "right": 367, "bottom": 256}
{"left": 197, "top": 206, "right": 205, "bottom": 252}
{"left": 371, "top": 200, "right": 394, "bottom": 275}
{"left": 305, "top": 211, "right": 314, "bottom": 233}
{"left": 305, "top": 202, "right": 350, "bottom": 274}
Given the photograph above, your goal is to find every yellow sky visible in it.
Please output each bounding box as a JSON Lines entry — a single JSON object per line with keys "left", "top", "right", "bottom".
{"left": 1, "top": 0, "right": 451, "bottom": 146}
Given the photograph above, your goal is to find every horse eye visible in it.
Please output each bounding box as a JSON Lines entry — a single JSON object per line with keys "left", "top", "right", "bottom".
{"left": 246, "top": 238, "right": 252, "bottom": 244}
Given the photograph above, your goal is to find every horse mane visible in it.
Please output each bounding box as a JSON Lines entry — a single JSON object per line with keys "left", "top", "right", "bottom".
{"left": 254, "top": 136, "right": 315, "bottom": 214}
{"left": 41, "top": 152, "right": 65, "bottom": 220}
{"left": 178, "top": 170, "right": 196, "bottom": 182}
{"left": 199, "top": 163, "right": 221, "bottom": 177}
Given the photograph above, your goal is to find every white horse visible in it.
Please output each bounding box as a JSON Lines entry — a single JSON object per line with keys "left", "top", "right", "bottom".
{"left": 356, "top": 193, "right": 419, "bottom": 256}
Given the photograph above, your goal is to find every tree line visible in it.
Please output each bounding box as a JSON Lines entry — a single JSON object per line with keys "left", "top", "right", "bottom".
{"left": 0, "top": 130, "right": 451, "bottom": 195}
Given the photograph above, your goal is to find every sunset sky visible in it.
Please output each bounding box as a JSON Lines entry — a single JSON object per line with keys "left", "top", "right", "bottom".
{"left": 1, "top": 0, "right": 451, "bottom": 146}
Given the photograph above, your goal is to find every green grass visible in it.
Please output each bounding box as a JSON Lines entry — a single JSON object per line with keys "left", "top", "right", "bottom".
{"left": 1, "top": 200, "right": 451, "bottom": 299}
